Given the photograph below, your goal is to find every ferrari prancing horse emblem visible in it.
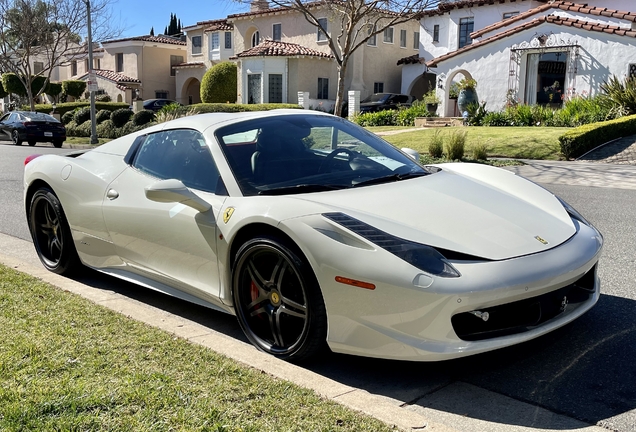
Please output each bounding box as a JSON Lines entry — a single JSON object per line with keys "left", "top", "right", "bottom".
{"left": 223, "top": 207, "right": 235, "bottom": 224}
{"left": 535, "top": 235, "right": 548, "bottom": 245}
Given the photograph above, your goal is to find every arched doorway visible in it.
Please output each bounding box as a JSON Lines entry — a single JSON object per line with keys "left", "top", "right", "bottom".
{"left": 408, "top": 72, "right": 436, "bottom": 101}
{"left": 182, "top": 78, "right": 201, "bottom": 105}
{"left": 444, "top": 69, "right": 475, "bottom": 117}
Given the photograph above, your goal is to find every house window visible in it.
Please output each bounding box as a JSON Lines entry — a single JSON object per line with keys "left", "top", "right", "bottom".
{"left": 71, "top": 60, "right": 78, "bottom": 76}
{"left": 458, "top": 17, "right": 474, "bottom": 49}
{"left": 630, "top": 64, "right": 636, "bottom": 79}
{"left": 225, "top": 31, "right": 232, "bottom": 49}
{"left": 155, "top": 91, "right": 168, "bottom": 99}
{"left": 503, "top": 12, "right": 519, "bottom": 19}
{"left": 383, "top": 27, "right": 394, "bottom": 43}
{"left": 367, "top": 25, "right": 377, "bottom": 46}
{"left": 94, "top": 58, "right": 100, "bottom": 70}
{"left": 251, "top": 31, "right": 260, "bottom": 48}
{"left": 269, "top": 74, "right": 282, "bottom": 103}
{"left": 116, "top": 53, "right": 124, "bottom": 72}
{"left": 374, "top": 82, "right": 384, "bottom": 93}
{"left": 273, "top": 23, "right": 281, "bottom": 41}
{"left": 34, "top": 62, "right": 44, "bottom": 74}
{"left": 400, "top": 29, "right": 407, "bottom": 48}
{"left": 84, "top": 59, "right": 89, "bottom": 72}
{"left": 192, "top": 36, "right": 202, "bottom": 54}
{"left": 211, "top": 33, "right": 219, "bottom": 50}
{"left": 433, "top": 25, "right": 440, "bottom": 42}
{"left": 317, "top": 77, "right": 328, "bottom": 99}
{"left": 413, "top": 31, "right": 419, "bottom": 49}
{"left": 248, "top": 74, "right": 262, "bottom": 104}
{"left": 317, "top": 18, "right": 327, "bottom": 41}
{"left": 170, "top": 55, "right": 183, "bottom": 77}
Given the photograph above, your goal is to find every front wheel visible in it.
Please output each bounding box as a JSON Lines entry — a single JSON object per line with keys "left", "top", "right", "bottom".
{"left": 28, "top": 188, "right": 80, "bottom": 275}
{"left": 232, "top": 236, "right": 327, "bottom": 362}
{"left": 12, "top": 130, "right": 22, "bottom": 146}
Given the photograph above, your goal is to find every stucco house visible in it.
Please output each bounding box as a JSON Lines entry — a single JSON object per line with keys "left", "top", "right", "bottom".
{"left": 175, "top": 19, "right": 235, "bottom": 105}
{"left": 400, "top": 0, "right": 636, "bottom": 116}
{"left": 67, "top": 35, "right": 186, "bottom": 104}
{"left": 226, "top": 1, "right": 420, "bottom": 109}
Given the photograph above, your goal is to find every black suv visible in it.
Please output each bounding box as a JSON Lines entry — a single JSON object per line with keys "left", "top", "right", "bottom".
{"left": 358, "top": 93, "right": 415, "bottom": 113}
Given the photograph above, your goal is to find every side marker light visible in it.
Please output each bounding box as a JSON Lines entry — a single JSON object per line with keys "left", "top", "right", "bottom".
{"left": 335, "top": 276, "right": 376, "bottom": 290}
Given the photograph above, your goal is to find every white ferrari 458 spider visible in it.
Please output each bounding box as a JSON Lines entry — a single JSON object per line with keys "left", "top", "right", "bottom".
{"left": 24, "top": 110, "right": 603, "bottom": 361}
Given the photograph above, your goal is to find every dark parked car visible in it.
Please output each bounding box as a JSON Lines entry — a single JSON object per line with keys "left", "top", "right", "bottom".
{"left": 0, "top": 111, "right": 66, "bottom": 147}
{"left": 358, "top": 93, "right": 415, "bottom": 113}
{"left": 142, "top": 99, "right": 182, "bottom": 112}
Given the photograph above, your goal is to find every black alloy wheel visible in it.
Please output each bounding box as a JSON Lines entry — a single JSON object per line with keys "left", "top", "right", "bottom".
{"left": 232, "top": 236, "right": 327, "bottom": 361}
{"left": 53, "top": 139, "right": 63, "bottom": 148}
{"left": 12, "top": 130, "right": 22, "bottom": 146}
{"left": 29, "top": 188, "right": 80, "bottom": 275}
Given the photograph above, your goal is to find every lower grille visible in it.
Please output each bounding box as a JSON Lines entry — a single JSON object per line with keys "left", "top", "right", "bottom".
{"left": 451, "top": 265, "right": 596, "bottom": 341}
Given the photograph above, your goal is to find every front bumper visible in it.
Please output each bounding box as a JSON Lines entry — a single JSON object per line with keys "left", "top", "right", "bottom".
{"left": 281, "top": 216, "right": 603, "bottom": 361}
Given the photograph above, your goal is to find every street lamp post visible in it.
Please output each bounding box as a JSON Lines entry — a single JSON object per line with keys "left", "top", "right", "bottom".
{"left": 84, "top": 0, "right": 98, "bottom": 145}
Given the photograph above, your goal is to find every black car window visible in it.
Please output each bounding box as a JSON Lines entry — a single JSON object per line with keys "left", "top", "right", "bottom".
{"left": 0, "top": 113, "right": 9, "bottom": 122}
{"left": 132, "top": 129, "right": 221, "bottom": 194}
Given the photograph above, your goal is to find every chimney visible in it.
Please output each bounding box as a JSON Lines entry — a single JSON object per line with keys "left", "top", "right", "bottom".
{"left": 251, "top": 0, "right": 269, "bottom": 12}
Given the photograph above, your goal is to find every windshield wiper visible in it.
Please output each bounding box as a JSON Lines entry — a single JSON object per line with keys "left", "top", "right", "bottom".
{"left": 258, "top": 184, "right": 346, "bottom": 196}
{"left": 353, "top": 172, "right": 428, "bottom": 188}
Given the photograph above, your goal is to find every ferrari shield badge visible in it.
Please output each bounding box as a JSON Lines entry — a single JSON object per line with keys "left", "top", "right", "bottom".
{"left": 223, "top": 207, "right": 235, "bottom": 224}
{"left": 535, "top": 235, "right": 548, "bottom": 245}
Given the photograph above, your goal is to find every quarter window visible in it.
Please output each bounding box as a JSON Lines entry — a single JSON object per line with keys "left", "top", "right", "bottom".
{"left": 458, "top": 17, "right": 474, "bottom": 49}
{"left": 317, "top": 18, "right": 328, "bottom": 41}
{"left": 132, "top": 130, "right": 220, "bottom": 194}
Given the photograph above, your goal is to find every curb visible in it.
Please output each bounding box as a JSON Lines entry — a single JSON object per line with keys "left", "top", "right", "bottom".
{"left": 0, "top": 234, "right": 457, "bottom": 432}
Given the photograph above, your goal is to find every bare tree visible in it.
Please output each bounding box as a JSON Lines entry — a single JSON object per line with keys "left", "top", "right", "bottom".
{"left": 0, "top": 0, "right": 121, "bottom": 111}
{"left": 240, "top": 0, "right": 439, "bottom": 116}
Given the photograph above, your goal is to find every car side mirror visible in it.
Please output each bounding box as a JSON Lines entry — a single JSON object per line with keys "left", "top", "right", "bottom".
{"left": 145, "top": 179, "right": 211, "bottom": 213}
{"left": 401, "top": 148, "right": 420, "bottom": 161}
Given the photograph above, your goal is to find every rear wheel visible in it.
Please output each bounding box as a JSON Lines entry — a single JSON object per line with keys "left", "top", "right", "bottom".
{"left": 28, "top": 188, "right": 80, "bottom": 275}
{"left": 28, "top": 140, "right": 36, "bottom": 146}
{"left": 52, "top": 139, "right": 63, "bottom": 148}
{"left": 232, "top": 235, "right": 327, "bottom": 362}
{"left": 12, "top": 130, "right": 22, "bottom": 146}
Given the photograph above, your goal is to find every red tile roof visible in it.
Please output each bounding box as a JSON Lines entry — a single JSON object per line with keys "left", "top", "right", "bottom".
{"left": 427, "top": 15, "right": 636, "bottom": 67}
{"left": 424, "top": 0, "right": 542, "bottom": 17}
{"left": 397, "top": 54, "right": 426, "bottom": 65}
{"left": 78, "top": 69, "right": 141, "bottom": 91}
{"left": 203, "top": 19, "right": 233, "bottom": 32}
{"left": 471, "top": 1, "right": 636, "bottom": 39}
{"left": 173, "top": 62, "right": 205, "bottom": 68}
{"left": 232, "top": 40, "right": 334, "bottom": 59}
{"left": 102, "top": 35, "right": 186, "bottom": 46}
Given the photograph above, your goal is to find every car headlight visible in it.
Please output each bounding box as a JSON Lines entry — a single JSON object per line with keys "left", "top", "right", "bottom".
{"left": 557, "top": 197, "right": 591, "bottom": 227}
{"left": 323, "top": 213, "right": 460, "bottom": 278}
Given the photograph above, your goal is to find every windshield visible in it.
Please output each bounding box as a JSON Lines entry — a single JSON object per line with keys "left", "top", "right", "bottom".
{"left": 215, "top": 114, "right": 431, "bottom": 196}
{"left": 361, "top": 93, "right": 391, "bottom": 103}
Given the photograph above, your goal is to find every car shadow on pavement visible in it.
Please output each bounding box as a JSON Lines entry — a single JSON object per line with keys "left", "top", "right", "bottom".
{"left": 70, "top": 268, "right": 635, "bottom": 430}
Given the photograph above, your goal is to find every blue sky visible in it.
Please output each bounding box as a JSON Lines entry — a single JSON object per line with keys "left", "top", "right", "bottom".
{"left": 116, "top": 1, "right": 248, "bottom": 37}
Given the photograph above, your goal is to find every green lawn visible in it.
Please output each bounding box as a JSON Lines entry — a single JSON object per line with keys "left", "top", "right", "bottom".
{"left": 64, "top": 137, "right": 111, "bottom": 146}
{"left": 374, "top": 126, "right": 570, "bottom": 160}
{"left": 0, "top": 265, "right": 393, "bottom": 432}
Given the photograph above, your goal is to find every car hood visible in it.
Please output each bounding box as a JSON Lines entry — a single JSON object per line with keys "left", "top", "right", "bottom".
{"left": 291, "top": 164, "right": 575, "bottom": 261}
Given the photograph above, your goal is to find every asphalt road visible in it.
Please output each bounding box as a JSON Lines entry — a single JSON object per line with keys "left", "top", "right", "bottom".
{"left": 2, "top": 140, "right": 636, "bottom": 431}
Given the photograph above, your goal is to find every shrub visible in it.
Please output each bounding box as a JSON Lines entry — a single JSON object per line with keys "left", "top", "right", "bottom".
{"left": 353, "top": 110, "right": 398, "bottom": 127}
{"left": 472, "top": 142, "right": 488, "bottom": 160}
{"left": 45, "top": 82, "right": 63, "bottom": 99}
{"left": 482, "top": 111, "right": 511, "bottom": 126}
{"left": 95, "top": 94, "right": 112, "bottom": 102}
{"left": 110, "top": 108, "right": 133, "bottom": 127}
{"left": 396, "top": 101, "right": 431, "bottom": 126}
{"left": 62, "top": 80, "right": 87, "bottom": 99}
{"left": 31, "top": 101, "right": 130, "bottom": 116}
{"left": 65, "top": 120, "right": 92, "bottom": 137}
{"left": 559, "top": 114, "right": 636, "bottom": 159}
{"left": 132, "top": 109, "right": 156, "bottom": 126}
{"left": 155, "top": 104, "right": 199, "bottom": 123}
{"left": 599, "top": 75, "right": 636, "bottom": 115}
{"left": 0, "top": 79, "right": 6, "bottom": 98}
{"left": 428, "top": 129, "right": 444, "bottom": 158}
{"left": 96, "top": 109, "right": 112, "bottom": 124}
{"left": 96, "top": 120, "right": 118, "bottom": 139}
{"left": 61, "top": 110, "right": 75, "bottom": 125}
{"left": 192, "top": 103, "right": 301, "bottom": 113}
{"left": 445, "top": 130, "right": 466, "bottom": 160}
{"left": 200, "top": 61, "right": 237, "bottom": 103}
{"left": 465, "top": 101, "right": 488, "bottom": 126}
{"left": 73, "top": 107, "right": 91, "bottom": 125}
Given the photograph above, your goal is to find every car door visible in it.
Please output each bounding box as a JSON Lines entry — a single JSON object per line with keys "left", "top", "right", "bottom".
{"left": 102, "top": 128, "right": 227, "bottom": 303}
{"left": 0, "top": 113, "right": 13, "bottom": 139}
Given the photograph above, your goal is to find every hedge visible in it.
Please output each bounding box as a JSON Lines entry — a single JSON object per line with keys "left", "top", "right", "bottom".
{"left": 31, "top": 102, "right": 130, "bottom": 115}
{"left": 201, "top": 62, "right": 237, "bottom": 103}
{"left": 558, "top": 114, "right": 636, "bottom": 158}
{"left": 190, "top": 103, "right": 302, "bottom": 113}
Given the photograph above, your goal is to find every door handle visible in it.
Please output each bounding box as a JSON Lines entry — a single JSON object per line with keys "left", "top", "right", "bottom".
{"left": 106, "top": 189, "right": 119, "bottom": 200}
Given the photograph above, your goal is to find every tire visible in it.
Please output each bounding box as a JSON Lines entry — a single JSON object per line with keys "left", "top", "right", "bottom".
{"left": 52, "top": 139, "right": 63, "bottom": 148}
{"left": 12, "top": 130, "right": 22, "bottom": 146}
{"left": 28, "top": 140, "right": 36, "bottom": 146}
{"left": 232, "top": 235, "right": 327, "bottom": 362}
{"left": 28, "top": 188, "right": 81, "bottom": 275}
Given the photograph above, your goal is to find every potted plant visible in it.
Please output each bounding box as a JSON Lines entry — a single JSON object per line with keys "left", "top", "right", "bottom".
{"left": 424, "top": 89, "right": 440, "bottom": 113}
{"left": 457, "top": 78, "right": 478, "bottom": 114}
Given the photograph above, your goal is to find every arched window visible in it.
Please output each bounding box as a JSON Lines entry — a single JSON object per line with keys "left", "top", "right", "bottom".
{"left": 251, "top": 31, "right": 260, "bottom": 48}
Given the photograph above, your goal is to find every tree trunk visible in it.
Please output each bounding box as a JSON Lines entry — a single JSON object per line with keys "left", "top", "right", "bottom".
{"left": 334, "top": 61, "right": 348, "bottom": 117}
{"left": 27, "top": 81, "right": 36, "bottom": 112}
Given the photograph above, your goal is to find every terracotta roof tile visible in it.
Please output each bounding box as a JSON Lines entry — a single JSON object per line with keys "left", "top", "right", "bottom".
{"left": 397, "top": 53, "right": 426, "bottom": 65}
{"left": 77, "top": 69, "right": 141, "bottom": 91}
{"left": 429, "top": 15, "right": 636, "bottom": 68}
{"left": 424, "top": 0, "right": 545, "bottom": 17}
{"left": 232, "top": 40, "right": 334, "bottom": 59}
{"left": 173, "top": 62, "right": 205, "bottom": 68}
{"left": 102, "top": 35, "right": 186, "bottom": 46}
{"left": 471, "top": 1, "right": 636, "bottom": 39}
{"left": 203, "top": 19, "right": 233, "bottom": 32}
